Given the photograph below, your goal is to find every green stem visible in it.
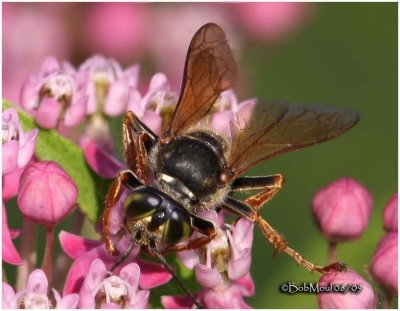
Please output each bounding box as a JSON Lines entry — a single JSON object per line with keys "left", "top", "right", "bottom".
{"left": 327, "top": 241, "right": 337, "bottom": 264}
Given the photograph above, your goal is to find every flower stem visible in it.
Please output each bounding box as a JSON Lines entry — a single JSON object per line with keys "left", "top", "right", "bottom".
{"left": 42, "top": 227, "right": 54, "bottom": 288}
{"left": 16, "top": 218, "right": 37, "bottom": 291}
{"left": 327, "top": 241, "right": 337, "bottom": 264}
{"left": 382, "top": 291, "right": 393, "bottom": 309}
{"left": 53, "top": 208, "right": 84, "bottom": 291}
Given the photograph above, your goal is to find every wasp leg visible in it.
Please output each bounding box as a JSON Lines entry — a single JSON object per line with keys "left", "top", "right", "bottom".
{"left": 149, "top": 241, "right": 203, "bottom": 309}
{"left": 103, "top": 170, "right": 141, "bottom": 256}
{"left": 226, "top": 176, "right": 346, "bottom": 275}
{"left": 166, "top": 213, "right": 217, "bottom": 252}
{"left": 123, "top": 111, "right": 158, "bottom": 180}
{"left": 232, "top": 174, "right": 284, "bottom": 210}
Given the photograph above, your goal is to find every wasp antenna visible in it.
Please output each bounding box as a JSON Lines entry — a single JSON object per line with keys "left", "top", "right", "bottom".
{"left": 110, "top": 241, "right": 135, "bottom": 272}
{"left": 150, "top": 242, "right": 203, "bottom": 309}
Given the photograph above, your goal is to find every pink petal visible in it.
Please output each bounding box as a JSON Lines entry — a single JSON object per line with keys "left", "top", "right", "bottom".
{"left": 59, "top": 231, "right": 102, "bottom": 260}
{"left": 2, "top": 282, "right": 16, "bottom": 308}
{"left": 149, "top": 73, "right": 169, "bottom": 90}
{"left": 119, "top": 262, "right": 140, "bottom": 292}
{"left": 235, "top": 99, "right": 256, "bottom": 122}
{"left": 136, "top": 259, "right": 172, "bottom": 289}
{"left": 212, "top": 110, "right": 234, "bottom": 137}
{"left": 20, "top": 75, "right": 39, "bottom": 110}
{"left": 104, "top": 81, "right": 129, "bottom": 116}
{"left": 2, "top": 141, "right": 18, "bottom": 175}
{"left": 53, "top": 289, "right": 79, "bottom": 309}
{"left": 237, "top": 273, "right": 255, "bottom": 297}
{"left": 41, "top": 57, "right": 60, "bottom": 76}
{"left": 17, "top": 128, "right": 38, "bottom": 168}
{"left": 141, "top": 110, "right": 162, "bottom": 136}
{"left": 2, "top": 203, "right": 23, "bottom": 265}
{"left": 9, "top": 229, "right": 20, "bottom": 239}
{"left": 63, "top": 245, "right": 113, "bottom": 295}
{"left": 82, "top": 138, "right": 123, "bottom": 179}
{"left": 195, "top": 264, "right": 223, "bottom": 289}
{"left": 63, "top": 96, "right": 88, "bottom": 127}
{"left": 123, "top": 64, "right": 140, "bottom": 88}
{"left": 128, "top": 290, "right": 149, "bottom": 308}
{"left": 35, "top": 97, "right": 62, "bottom": 129}
{"left": 26, "top": 270, "right": 48, "bottom": 295}
{"left": 127, "top": 89, "right": 144, "bottom": 117}
{"left": 100, "top": 303, "right": 121, "bottom": 309}
{"left": 2, "top": 166, "right": 25, "bottom": 201}
{"left": 177, "top": 249, "right": 198, "bottom": 269}
{"left": 232, "top": 218, "right": 254, "bottom": 251}
{"left": 228, "top": 249, "right": 251, "bottom": 281}
{"left": 161, "top": 295, "right": 194, "bottom": 309}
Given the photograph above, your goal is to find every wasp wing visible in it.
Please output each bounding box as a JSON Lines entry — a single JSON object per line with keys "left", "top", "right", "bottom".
{"left": 165, "top": 23, "right": 237, "bottom": 136}
{"left": 228, "top": 101, "right": 360, "bottom": 177}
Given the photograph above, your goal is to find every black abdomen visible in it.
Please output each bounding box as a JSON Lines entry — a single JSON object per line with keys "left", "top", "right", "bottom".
{"left": 157, "top": 132, "right": 225, "bottom": 197}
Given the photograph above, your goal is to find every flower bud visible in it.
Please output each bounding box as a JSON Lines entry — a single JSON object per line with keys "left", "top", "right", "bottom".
{"left": 18, "top": 161, "right": 78, "bottom": 227}
{"left": 312, "top": 178, "right": 373, "bottom": 242}
{"left": 383, "top": 193, "right": 397, "bottom": 232}
{"left": 317, "top": 269, "right": 376, "bottom": 308}
{"left": 370, "top": 232, "right": 398, "bottom": 294}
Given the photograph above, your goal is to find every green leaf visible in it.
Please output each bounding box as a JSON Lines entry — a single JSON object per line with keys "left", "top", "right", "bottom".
{"left": 3, "top": 100, "right": 111, "bottom": 223}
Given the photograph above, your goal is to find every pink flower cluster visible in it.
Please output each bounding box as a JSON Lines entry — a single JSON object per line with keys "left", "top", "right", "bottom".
{"left": 312, "top": 178, "right": 397, "bottom": 308}
{"left": 2, "top": 55, "right": 260, "bottom": 309}
{"left": 3, "top": 52, "right": 397, "bottom": 309}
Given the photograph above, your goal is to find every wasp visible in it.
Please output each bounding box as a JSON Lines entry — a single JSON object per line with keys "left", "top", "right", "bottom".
{"left": 102, "top": 23, "right": 358, "bottom": 305}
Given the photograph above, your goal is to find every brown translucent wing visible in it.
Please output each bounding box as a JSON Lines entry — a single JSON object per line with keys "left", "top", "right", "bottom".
{"left": 165, "top": 23, "right": 237, "bottom": 135}
{"left": 228, "top": 101, "right": 360, "bottom": 177}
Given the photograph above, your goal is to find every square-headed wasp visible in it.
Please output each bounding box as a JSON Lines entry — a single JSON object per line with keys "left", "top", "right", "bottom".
{"left": 102, "top": 23, "right": 359, "bottom": 306}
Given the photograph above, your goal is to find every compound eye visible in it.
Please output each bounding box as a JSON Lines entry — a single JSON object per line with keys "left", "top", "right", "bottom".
{"left": 163, "top": 209, "right": 192, "bottom": 244}
{"left": 124, "top": 188, "right": 162, "bottom": 221}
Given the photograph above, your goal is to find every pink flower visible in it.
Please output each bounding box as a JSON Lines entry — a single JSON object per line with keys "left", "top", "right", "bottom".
{"left": 127, "top": 73, "right": 177, "bottom": 135}
{"left": 175, "top": 211, "right": 254, "bottom": 308}
{"left": 2, "top": 202, "right": 23, "bottom": 265}
{"left": 2, "top": 108, "right": 38, "bottom": 175}
{"left": 234, "top": 3, "right": 312, "bottom": 42}
{"left": 78, "top": 258, "right": 149, "bottom": 308}
{"left": 317, "top": 269, "right": 376, "bottom": 309}
{"left": 80, "top": 135, "right": 123, "bottom": 179}
{"left": 211, "top": 91, "right": 256, "bottom": 137}
{"left": 78, "top": 55, "right": 140, "bottom": 116}
{"left": 18, "top": 161, "right": 78, "bottom": 227}
{"left": 2, "top": 269, "right": 78, "bottom": 308}
{"left": 383, "top": 193, "right": 398, "bottom": 232}
{"left": 162, "top": 273, "right": 255, "bottom": 309}
{"left": 20, "top": 58, "right": 88, "bottom": 129}
{"left": 60, "top": 231, "right": 172, "bottom": 296}
{"left": 370, "top": 232, "right": 398, "bottom": 294}
{"left": 82, "top": 3, "right": 149, "bottom": 62}
{"left": 312, "top": 178, "right": 373, "bottom": 243}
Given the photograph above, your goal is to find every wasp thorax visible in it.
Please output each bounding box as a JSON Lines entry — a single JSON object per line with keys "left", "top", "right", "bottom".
{"left": 157, "top": 132, "right": 227, "bottom": 198}
{"left": 94, "top": 275, "right": 130, "bottom": 308}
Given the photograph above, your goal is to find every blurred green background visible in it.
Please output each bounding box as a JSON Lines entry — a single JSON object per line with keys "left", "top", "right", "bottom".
{"left": 3, "top": 2, "right": 397, "bottom": 308}
{"left": 245, "top": 3, "right": 397, "bottom": 308}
